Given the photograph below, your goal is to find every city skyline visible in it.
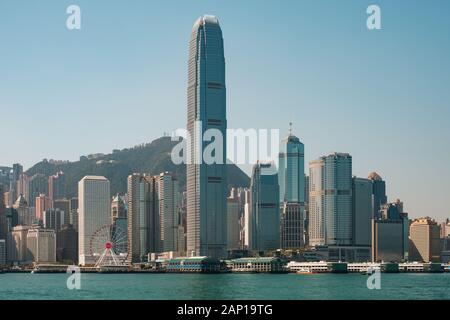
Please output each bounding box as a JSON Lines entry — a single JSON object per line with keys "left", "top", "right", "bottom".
{"left": 1, "top": 0, "right": 450, "bottom": 222}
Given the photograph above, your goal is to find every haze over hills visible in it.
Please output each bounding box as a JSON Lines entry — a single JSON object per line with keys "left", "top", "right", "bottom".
{"left": 25, "top": 136, "right": 250, "bottom": 198}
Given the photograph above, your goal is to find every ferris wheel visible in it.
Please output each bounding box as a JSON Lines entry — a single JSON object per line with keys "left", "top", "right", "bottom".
{"left": 89, "top": 224, "right": 128, "bottom": 267}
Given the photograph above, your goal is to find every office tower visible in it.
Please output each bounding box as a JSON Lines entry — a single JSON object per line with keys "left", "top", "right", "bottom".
{"left": 13, "top": 194, "right": 34, "bottom": 226}
{"left": 111, "top": 194, "right": 126, "bottom": 224}
{"left": 352, "top": 177, "right": 372, "bottom": 247}
{"left": 227, "top": 196, "right": 240, "bottom": 251}
{"left": 0, "top": 185, "right": 6, "bottom": 240}
{"left": 250, "top": 162, "right": 280, "bottom": 252}
{"left": 54, "top": 198, "right": 70, "bottom": 227}
{"left": 78, "top": 176, "right": 110, "bottom": 266}
{"left": 43, "top": 209, "right": 65, "bottom": 232}
{"left": 0, "top": 239, "right": 5, "bottom": 266}
{"left": 27, "top": 174, "right": 48, "bottom": 208}
{"left": 368, "top": 172, "right": 387, "bottom": 219}
{"left": 35, "top": 194, "right": 52, "bottom": 222}
{"left": 280, "top": 202, "right": 304, "bottom": 250}
{"left": 409, "top": 217, "right": 440, "bottom": 262}
{"left": 278, "top": 127, "right": 305, "bottom": 250}
{"left": 70, "top": 197, "right": 78, "bottom": 231}
{"left": 308, "top": 153, "right": 352, "bottom": 246}
{"left": 26, "top": 227, "right": 56, "bottom": 263}
{"left": 57, "top": 224, "right": 78, "bottom": 263}
{"left": 48, "top": 171, "right": 65, "bottom": 202}
{"left": 186, "top": 15, "right": 227, "bottom": 259}
{"left": 158, "top": 172, "right": 179, "bottom": 253}
{"left": 278, "top": 126, "right": 305, "bottom": 203}
{"left": 7, "top": 225, "right": 30, "bottom": 263}
{"left": 371, "top": 202, "right": 409, "bottom": 262}
{"left": 127, "top": 174, "right": 159, "bottom": 263}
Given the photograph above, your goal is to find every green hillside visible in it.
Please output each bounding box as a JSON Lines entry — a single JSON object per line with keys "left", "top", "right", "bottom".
{"left": 26, "top": 136, "right": 250, "bottom": 197}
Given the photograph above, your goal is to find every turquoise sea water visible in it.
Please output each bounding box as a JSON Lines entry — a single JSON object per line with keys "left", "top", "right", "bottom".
{"left": 1, "top": 273, "right": 450, "bottom": 300}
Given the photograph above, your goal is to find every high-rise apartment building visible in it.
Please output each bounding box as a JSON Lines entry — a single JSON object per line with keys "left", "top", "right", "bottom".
{"left": 78, "top": 176, "right": 110, "bottom": 266}
{"left": 35, "top": 194, "right": 52, "bottom": 222}
{"left": 186, "top": 15, "right": 227, "bottom": 259}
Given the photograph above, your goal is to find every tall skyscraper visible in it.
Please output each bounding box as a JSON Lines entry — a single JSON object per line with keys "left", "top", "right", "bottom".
{"left": 250, "top": 162, "right": 280, "bottom": 252}
{"left": 278, "top": 125, "right": 305, "bottom": 203}
{"left": 368, "top": 172, "right": 387, "bottom": 219}
{"left": 127, "top": 174, "right": 159, "bottom": 263}
{"left": 186, "top": 15, "right": 227, "bottom": 258}
{"left": 278, "top": 126, "right": 305, "bottom": 250}
{"left": 78, "top": 176, "right": 110, "bottom": 266}
{"left": 48, "top": 171, "right": 65, "bottom": 202}
{"left": 309, "top": 153, "right": 353, "bottom": 246}
{"left": 352, "top": 177, "right": 372, "bottom": 247}
{"left": 158, "top": 172, "right": 179, "bottom": 253}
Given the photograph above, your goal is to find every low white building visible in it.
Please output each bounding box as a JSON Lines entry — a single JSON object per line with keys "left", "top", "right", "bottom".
{"left": 27, "top": 227, "right": 56, "bottom": 263}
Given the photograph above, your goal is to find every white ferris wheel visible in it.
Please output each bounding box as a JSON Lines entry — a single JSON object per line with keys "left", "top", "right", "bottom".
{"left": 89, "top": 224, "right": 128, "bottom": 267}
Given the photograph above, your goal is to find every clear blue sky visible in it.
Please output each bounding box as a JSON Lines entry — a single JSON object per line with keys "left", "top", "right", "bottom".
{"left": 1, "top": 0, "right": 449, "bottom": 220}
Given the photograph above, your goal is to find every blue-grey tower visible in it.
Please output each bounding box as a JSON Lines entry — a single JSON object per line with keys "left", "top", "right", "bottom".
{"left": 186, "top": 15, "right": 227, "bottom": 258}
{"left": 278, "top": 124, "right": 305, "bottom": 250}
{"left": 250, "top": 162, "right": 280, "bottom": 252}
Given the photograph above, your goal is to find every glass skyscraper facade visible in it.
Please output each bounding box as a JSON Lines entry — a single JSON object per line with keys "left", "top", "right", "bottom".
{"left": 278, "top": 132, "right": 305, "bottom": 203}
{"left": 278, "top": 129, "right": 305, "bottom": 250}
{"left": 186, "top": 15, "right": 227, "bottom": 259}
{"left": 309, "top": 153, "right": 353, "bottom": 246}
{"left": 250, "top": 162, "right": 280, "bottom": 252}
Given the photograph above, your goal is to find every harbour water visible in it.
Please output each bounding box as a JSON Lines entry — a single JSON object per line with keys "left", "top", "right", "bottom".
{"left": 1, "top": 273, "right": 450, "bottom": 300}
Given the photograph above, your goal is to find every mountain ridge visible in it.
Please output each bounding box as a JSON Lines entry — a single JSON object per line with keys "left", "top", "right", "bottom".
{"left": 25, "top": 136, "right": 250, "bottom": 197}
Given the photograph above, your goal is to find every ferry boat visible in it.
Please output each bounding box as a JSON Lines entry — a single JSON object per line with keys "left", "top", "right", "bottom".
{"left": 296, "top": 268, "right": 315, "bottom": 275}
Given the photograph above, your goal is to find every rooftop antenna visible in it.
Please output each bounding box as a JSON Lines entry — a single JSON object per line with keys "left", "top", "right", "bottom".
{"left": 289, "top": 122, "right": 293, "bottom": 136}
